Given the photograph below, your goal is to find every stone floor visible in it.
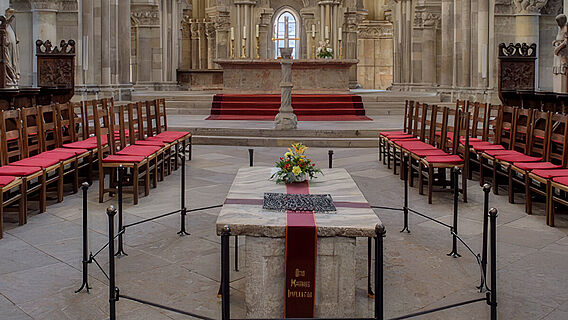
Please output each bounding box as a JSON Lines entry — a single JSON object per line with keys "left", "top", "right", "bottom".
{"left": 1, "top": 145, "right": 567, "bottom": 320}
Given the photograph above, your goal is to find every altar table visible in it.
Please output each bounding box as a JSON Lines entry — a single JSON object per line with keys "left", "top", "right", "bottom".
{"left": 216, "top": 167, "right": 383, "bottom": 318}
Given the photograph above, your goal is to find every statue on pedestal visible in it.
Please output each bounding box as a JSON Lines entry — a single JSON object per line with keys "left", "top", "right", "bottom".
{"left": 1, "top": 8, "right": 20, "bottom": 88}
{"left": 274, "top": 47, "right": 297, "bottom": 130}
{"left": 553, "top": 14, "right": 568, "bottom": 93}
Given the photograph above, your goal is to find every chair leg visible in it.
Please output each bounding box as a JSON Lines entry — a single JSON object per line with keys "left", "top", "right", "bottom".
{"left": 462, "top": 168, "right": 468, "bottom": 203}
{"left": 40, "top": 172, "right": 47, "bottom": 213}
{"left": 87, "top": 154, "right": 93, "bottom": 185}
{"left": 418, "top": 162, "right": 424, "bottom": 195}
{"left": 72, "top": 159, "right": 79, "bottom": 194}
{"left": 393, "top": 147, "right": 398, "bottom": 175}
{"left": 57, "top": 166, "right": 64, "bottom": 203}
{"left": 492, "top": 161, "right": 499, "bottom": 195}
{"left": 152, "top": 158, "right": 158, "bottom": 188}
{"left": 409, "top": 157, "right": 414, "bottom": 188}
{"left": 21, "top": 180, "right": 28, "bottom": 225}
{"left": 99, "top": 167, "right": 105, "bottom": 203}
{"left": 133, "top": 166, "right": 140, "bottom": 205}
{"left": 479, "top": 155, "right": 485, "bottom": 187}
{"left": 525, "top": 174, "right": 532, "bottom": 215}
{"left": 508, "top": 166, "right": 514, "bottom": 204}
{"left": 144, "top": 163, "right": 151, "bottom": 197}
{"left": 387, "top": 143, "right": 391, "bottom": 169}
{"left": 428, "top": 165, "right": 434, "bottom": 204}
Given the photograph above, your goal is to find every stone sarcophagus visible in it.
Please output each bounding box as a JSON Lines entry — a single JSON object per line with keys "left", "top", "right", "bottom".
{"left": 36, "top": 39, "right": 76, "bottom": 105}
{"left": 497, "top": 43, "right": 537, "bottom": 107}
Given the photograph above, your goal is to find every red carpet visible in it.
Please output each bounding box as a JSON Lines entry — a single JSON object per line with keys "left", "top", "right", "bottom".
{"left": 206, "top": 94, "right": 371, "bottom": 121}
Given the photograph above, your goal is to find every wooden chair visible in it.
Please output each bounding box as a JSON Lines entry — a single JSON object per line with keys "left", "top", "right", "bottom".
{"left": 94, "top": 101, "right": 150, "bottom": 205}
{"left": 57, "top": 103, "right": 93, "bottom": 182}
{"left": 379, "top": 100, "right": 413, "bottom": 162}
{"left": 417, "top": 108, "right": 469, "bottom": 204}
{"left": 0, "top": 175, "right": 25, "bottom": 239}
{"left": 550, "top": 175, "right": 568, "bottom": 226}
{"left": 389, "top": 102, "right": 426, "bottom": 174}
{"left": 152, "top": 99, "right": 192, "bottom": 167}
{"left": 0, "top": 110, "right": 45, "bottom": 214}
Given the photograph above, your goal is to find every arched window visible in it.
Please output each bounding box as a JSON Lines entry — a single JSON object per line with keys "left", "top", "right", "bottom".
{"left": 273, "top": 10, "right": 299, "bottom": 59}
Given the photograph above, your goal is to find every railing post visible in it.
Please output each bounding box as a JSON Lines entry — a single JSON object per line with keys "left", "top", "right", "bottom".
{"left": 479, "top": 184, "right": 491, "bottom": 291}
{"left": 178, "top": 140, "right": 190, "bottom": 236}
{"left": 328, "top": 150, "right": 334, "bottom": 169}
{"left": 489, "top": 208, "right": 498, "bottom": 320}
{"left": 116, "top": 166, "right": 127, "bottom": 256}
{"left": 221, "top": 225, "right": 231, "bottom": 320}
{"left": 75, "top": 182, "right": 91, "bottom": 293}
{"left": 375, "top": 224, "right": 385, "bottom": 320}
{"left": 367, "top": 237, "right": 374, "bottom": 297}
{"left": 107, "top": 206, "right": 118, "bottom": 320}
{"left": 401, "top": 154, "right": 410, "bottom": 233}
{"left": 234, "top": 235, "right": 239, "bottom": 272}
{"left": 249, "top": 148, "right": 254, "bottom": 167}
{"left": 448, "top": 167, "right": 461, "bottom": 258}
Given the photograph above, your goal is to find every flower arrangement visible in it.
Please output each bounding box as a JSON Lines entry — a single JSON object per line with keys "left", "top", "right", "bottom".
{"left": 316, "top": 41, "right": 333, "bottom": 59}
{"left": 271, "top": 143, "right": 322, "bottom": 184}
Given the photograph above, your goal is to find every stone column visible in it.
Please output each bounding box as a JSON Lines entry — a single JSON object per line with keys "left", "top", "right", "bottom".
{"left": 206, "top": 21, "right": 216, "bottom": 69}
{"left": 118, "top": 0, "right": 131, "bottom": 84}
{"left": 198, "top": 20, "right": 207, "bottom": 69}
{"left": 260, "top": 10, "right": 273, "bottom": 59}
{"left": 275, "top": 47, "right": 297, "bottom": 130}
{"left": 101, "top": 0, "right": 111, "bottom": 85}
{"left": 213, "top": 11, "right": 231, "bottom": 62}
{"left": 514, "top": 0, "right": 547, "bottom": 89}
{"left": 344, "top": 9, "right": 359, "bottom": 88}
{"left": 462, "top": 0, "right": 471, "bottom": 87}
{"left": 190, "top": 20, "right": 199, "bottom": 69}
{"left": 419, "top": 10, "right": 439, "bottom": 84}
{"left": 440, "top": 0, "right": 453, "bottom": 86}
{"left": 181, "top": 16, "right": 191, "bottom": 69}
{"left": 82, "top": 0, "right": 94, "bottom": 84}
{"left": 477, "top": 0, "right": 489, "bottom": 87}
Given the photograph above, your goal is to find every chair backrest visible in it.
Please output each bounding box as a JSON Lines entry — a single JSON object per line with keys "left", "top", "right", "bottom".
{"left": 470, "top": 102, "right": 488, "bottom": 140}
{"left": 39, "top": 104, "right": 59, "bottom": 152}
{"left": 439, "top": 106, "right": 451, "bottom": 152}
{"left": 0, "top": 109, "right": 24, "bottom": 165}
{"left": 526, "top": 110, "right": 550, "bottom": 159}
{"left": 510, "top": 108, "right": 533, "bottom": 153}
{"left": 425, "top": 104, "right": 439, "bottom": 145}
{"left": 548, "top": 113, "right": 568, "bottom": 167}
{"left": 404, "top": 100, "right": 414, "bottom": 134}
{"left": 418, "top": 103, "right": 431, "bottom": 142}
{"left": 21, "top": 107, "right": 43, "bottom": 157}
{"left": 496, "top": 105, "right": 516, "bottom": 148}
{"left": 483, "top": 104, "right": 501, "bottom": 143}
{"left": 92, "top": 100, "right": 116, "bottom": 160}
{"left": 155, "top": 98, "right": 169, "bottom": 134}
{"left": 145, "top": 100, "right": 159, "bottom": 137}
{"left": 56, "top": 102, "right": 77, "bottom": 146}
{"left": 71, "top": 101, "right": 87, "bottom": 141}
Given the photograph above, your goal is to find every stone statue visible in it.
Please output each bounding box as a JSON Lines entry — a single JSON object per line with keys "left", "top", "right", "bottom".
{"left": 553, "top": 14, "right": 568, "bottom": 92}
{"left": 2, "top": 8, "right": 20, "bottom": 88}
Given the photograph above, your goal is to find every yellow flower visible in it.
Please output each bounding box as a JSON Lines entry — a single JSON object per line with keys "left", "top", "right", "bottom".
{"left": 292, "top": 166, "right": 301, "bottom": 175}
{"left": 285, "top": 152, "right": 293, "bottom": 158}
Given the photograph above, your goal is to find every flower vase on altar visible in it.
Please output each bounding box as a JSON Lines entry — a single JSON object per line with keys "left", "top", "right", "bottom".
{"left": 270, "top": 143, "right": 322, "bottom": 184}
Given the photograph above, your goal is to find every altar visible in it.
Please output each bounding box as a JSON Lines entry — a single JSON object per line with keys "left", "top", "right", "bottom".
{"left": 214, "top": 59, "right": 358, "bottom": 94}
{"left": 216, "top": 167, "right": 382, "bottom": 318}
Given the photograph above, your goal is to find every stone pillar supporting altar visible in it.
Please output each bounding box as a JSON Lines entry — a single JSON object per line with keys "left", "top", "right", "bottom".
{"left": 274, "top": 47, "right": 297, "bottom": 130}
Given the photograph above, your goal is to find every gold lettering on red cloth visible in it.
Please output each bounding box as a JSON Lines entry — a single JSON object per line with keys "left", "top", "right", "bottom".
{"left": 285, "top": 181, "right": 317, "bottom": 318}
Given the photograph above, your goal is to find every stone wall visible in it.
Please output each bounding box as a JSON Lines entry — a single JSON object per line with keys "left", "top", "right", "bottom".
{"left": 357, "top": 20, "right": 393, "bottom": 89}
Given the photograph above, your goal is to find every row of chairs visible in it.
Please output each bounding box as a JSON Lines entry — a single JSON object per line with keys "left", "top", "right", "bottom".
{"left": 0, "top": 99, "right": 191, "bottom": 238}
{"left": 380, "top": 100, "right": 568, "bottom": 226}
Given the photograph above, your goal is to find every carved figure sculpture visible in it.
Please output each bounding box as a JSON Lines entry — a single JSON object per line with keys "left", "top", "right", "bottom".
{"left": 553, "top": 14, "right": 568, "bottom": 92}
{"left": 3, "top": 9, "right": 20, "bottom": 88}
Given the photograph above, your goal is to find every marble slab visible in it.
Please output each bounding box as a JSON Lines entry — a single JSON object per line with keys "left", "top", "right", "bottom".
{"left": 216, "top": 167, "right": 383, "bottom": 238}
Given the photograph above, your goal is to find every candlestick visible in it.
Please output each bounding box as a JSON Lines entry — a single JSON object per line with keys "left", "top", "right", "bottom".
{"left": 243, "top": 26, "right": 247, "bottom": 39}
{"left": 241, "top": 38, "right": 246, "bottom": 58}
{"left": 230, "top": 39, "right": 235, "bottom": 58}
{"left": 230, "top": 27, "right": 235, "bottom": 41}
{"left": 325, "top": 26, "right": 329, "bottom": 40}
{"left": 255, "top": 24, "right": 259, "bottom": 38}
{"left": 338, "top": 27, "right": 342, "bottom": 41}
{"left": 312, "top": 33, "right": 316, "bottom": 58}
{"left": 311, "top": 24, "right": 315, "bottom": 38}
{"left": 256, "top": 35, "right": 260, "bottom": 59}
{"left": 338, "top": 39, "right": 342, "bottom": 59}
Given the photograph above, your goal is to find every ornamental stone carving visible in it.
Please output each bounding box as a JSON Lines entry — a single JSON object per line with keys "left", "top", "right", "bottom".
{"left": 513, "top": 0, "right": 548, "bottom": 14}
{"left": 131, "top": 6, "right": 160, "bottom": 26}
{"left": 358, "top": 21, "right": 393, "bottom": 39}
{"left": 414, "top": 8, "right": 439, "bottom": 28}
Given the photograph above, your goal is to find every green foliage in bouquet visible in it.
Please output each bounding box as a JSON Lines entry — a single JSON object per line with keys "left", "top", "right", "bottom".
{"left": 271, "top": 143, "right": 322, "bottom": 184}
{"left": 316, "top": 41, "right": 333, "bottom": 59}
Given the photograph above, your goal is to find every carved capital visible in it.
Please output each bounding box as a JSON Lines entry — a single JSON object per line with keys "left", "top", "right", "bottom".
{"left": 358, "top": 20, "right": 393, "bottom": 39}
{"left": 190, "top": 20, "right": 199, "bottom": 38}
{"left": 131, "top": 5, "right": 160, "bottom": 26}
{"left": 206, "top": 22, "right": 216, "bottom": 38}
{"left": 513, "top": 0, "right": 548, "bottom": 14}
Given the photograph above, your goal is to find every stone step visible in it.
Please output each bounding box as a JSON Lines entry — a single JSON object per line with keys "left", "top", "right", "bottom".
{"left": 178, "top": 127, "right": 381, "bottom": 138}
{"left": 192, "top": 135, "right": 379, "bottom": 148}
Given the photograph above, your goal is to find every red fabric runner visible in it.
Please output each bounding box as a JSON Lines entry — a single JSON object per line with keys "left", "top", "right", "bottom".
{"left": 285, "top": 181, "right": 317, "bottom": 318}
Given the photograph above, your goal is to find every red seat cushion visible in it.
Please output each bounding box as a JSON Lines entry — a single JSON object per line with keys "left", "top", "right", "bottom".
{"left": 513, "top": 162, "right": 562, "bottom": 171}
{"left": 380, "top": 131, "right": 406, "bottom": 136}
{"left": 553, "top": 176, "right": 568, "bottom": 186}
{"left": 472, "top": 143, "right": 506, "bottom": 152}
{"left": 146, "top": 136, "right": 177, "bottom": 143}
{"left": 398, "top": 141, "right": 436, "bottom": 150}
{"left": 483, "top": 149, "right": 520, "bottom": 156}
{"left": 0, "top": 176, "right": 16, "bottom": 187}
{"left": 411, "top": 149, "right": 450, "bottom": 157}
{"left": 63, "top": 140, "right": 98, "bottom": 150}
{"left": 387, "top": 134, "right": 414, "bottom": 139}
{"left": 135, "top": 140, "right": 165, "bottom": 147}
{"left": 117, "top": 145, "right": 160, "bottom": 157}
{"left": 460, "top": 137, "right": 481, "bottom": 143}
{"left": 531, "top": 169, "right": 568, "bottom": 179}
{"left": 495, "top": 154, "right": 542, "bottom": 163}
{"left": 158, "top": 131, "right": 190, "bottom": 139}
{"left": 424, "top": 155, "right": 464, "bottom": 164}
{"left": 0, "top": 165, "right": 42, "bottom": 176}
{"left": 102, "top": 155, "right": 145, "bottom": 163}
{"left": 35, "top": 150, "right": 75, "bottom": 161}
{"left": 391, "top": 137, "right": 420, "bottom": 142}
{"left": 11, "top": 157, "right": 60, "bottom": 169}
